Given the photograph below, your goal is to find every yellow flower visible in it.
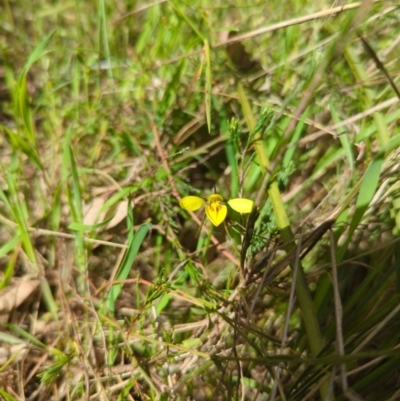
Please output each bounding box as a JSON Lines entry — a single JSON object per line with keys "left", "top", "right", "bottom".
{"left": 179, "top": 194, "right": 254, "bottom": 227}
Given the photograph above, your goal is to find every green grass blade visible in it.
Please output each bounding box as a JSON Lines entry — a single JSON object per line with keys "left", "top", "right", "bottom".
{"left": 282, "top": 108, "right": 309, "bottom": 169}
{"left": 337, "top": 156, "right": 384, "bottom": 261}
{"left": 67, "top": 145, "right": 83, "bottom": 223}
{"left": 63, "top": 136, "right": 86, "bottom": 290}
{"left": 170, "top": 2, "right": 205, "bottom": 42}
{"left": 1, "top": 124, "right": 43, "bottom": 169}
{"left": 205, "top": 39, "right": 212, "bottom": 133}
{"left": 237, "top": 84, "right": 329, "bottom": 399}
{"left": 39, "top": 277, "right": 58, "bottom": 321}
{"left": 0, "top": 237, "right": 20, "bottom": 290}
{"left": 329, "top": 100, "right": 354, "bottom": 171}
{"left": 0, "top": 162, "right": 37, "bottom": 267}
{"left": 20, "top": 29, "right": 56, "bottom": 77}
{"left": 97, "top": 0, "right": 113, "bottom": 80}
{"left": 6, "top": 323, "right": 46, "bottom": 349}
{"left": 225, "top": 138, "right": 239, "bottom": 198}
{"left": 0, "top": 389, "right": 18, "bottom": 401}
{"left": 159, "top": 59, "right": 187, "bottom": 121}
{"left": 17, "top": 29, "right": 56, "bottom": 146}
{"left": 105, "top": 222, "right": 152, "bottom": 313}
{"left": 0, "top": 234, "right": 21, "bottom": 260}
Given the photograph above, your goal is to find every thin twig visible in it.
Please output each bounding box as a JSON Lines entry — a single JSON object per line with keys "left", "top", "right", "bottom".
{"left": 330, "top": 229, "right": 364, "bottom": 401}
{"left": 329, "top": 229, "right": 346, "bottom": 392}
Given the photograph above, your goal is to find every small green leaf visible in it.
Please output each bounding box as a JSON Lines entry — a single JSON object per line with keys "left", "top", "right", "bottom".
{"left": 156, "top": 293, "right": 172, "bottom": 315}
{"left": 37, "top": 353, "right": 72, "bottom": 384}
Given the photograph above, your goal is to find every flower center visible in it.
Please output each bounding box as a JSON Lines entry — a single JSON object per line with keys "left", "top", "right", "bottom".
{"left": 209, "top": 202, "right": 223, "bottom": 212}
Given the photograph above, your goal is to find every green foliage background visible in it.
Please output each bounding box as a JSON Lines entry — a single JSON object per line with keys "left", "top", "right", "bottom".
{"left": 0, "top": 1, "right": 400, "bottom": 400}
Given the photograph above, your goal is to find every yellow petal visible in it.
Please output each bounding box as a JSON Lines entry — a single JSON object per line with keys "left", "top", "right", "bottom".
{"left": 205, "top": 203, "right": 227, "bottom": 226}
{"left": 207, "top": 194, "right": 224, "bottom": 203}
{"left": 179, "top": 196, "right": 205, "bottom": 211}
{"left": 228, "top": 198, "right": 254, "bottom": 214}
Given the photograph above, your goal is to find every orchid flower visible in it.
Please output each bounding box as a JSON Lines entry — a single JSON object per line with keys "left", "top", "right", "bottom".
{"left": 179, "top": 194, "right": 254, "bottom": 226}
